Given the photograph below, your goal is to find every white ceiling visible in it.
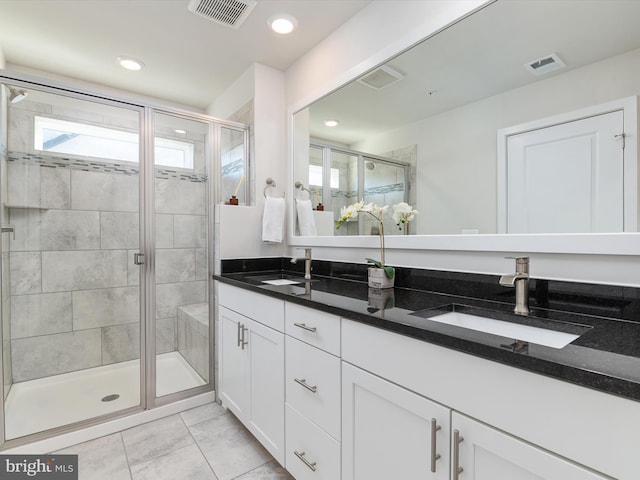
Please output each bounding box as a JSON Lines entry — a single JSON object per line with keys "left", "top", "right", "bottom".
{"left": 0, "top": 0, "right": 370, "bottom": 110}
{"left": 308, "top": 0, "right": 640, "bottom": 146}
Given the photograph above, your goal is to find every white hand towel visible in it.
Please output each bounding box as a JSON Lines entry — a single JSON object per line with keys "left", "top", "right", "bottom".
{"left": 262, "top": 196, "right": 286, "bottom": 243}
{"left": 296, "top": 198, "right": 317, "bottom": 236}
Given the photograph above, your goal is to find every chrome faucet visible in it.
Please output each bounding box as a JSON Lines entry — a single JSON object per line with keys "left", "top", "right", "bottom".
{"left": 291, "top": 248, "right": 312, "bottom": 280}
{"left": 499, "top": 256, "right": 530, "bottom": 315}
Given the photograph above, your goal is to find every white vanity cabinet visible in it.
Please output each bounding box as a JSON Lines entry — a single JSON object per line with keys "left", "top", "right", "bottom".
{"left": 284, "top": 303, "right": 342, "bottom": 480}
{"left": 217, "top": 284, "right": 285, "bottom": 464}
{"left": 342, "top": 318, "right": 635, "bottom": 480}
{"left": 342, "top": 362, "right": 450, "bottom": 480}
{"left": 451, "top": 413, "right": 608, "bottom": 480}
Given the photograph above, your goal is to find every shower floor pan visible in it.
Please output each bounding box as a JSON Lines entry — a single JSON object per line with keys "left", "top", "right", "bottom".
{"left": 4, "top": 351, "right": 206, "bottom": 440}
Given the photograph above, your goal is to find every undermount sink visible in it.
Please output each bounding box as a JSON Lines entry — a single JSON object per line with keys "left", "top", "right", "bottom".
{"left": 244, "top": 273, "right": 316, "bottom": 286}
{"left": 260, "top": 278, "right": 302, "bottom": 286}
{"left": 411, "top": 304, "right": 591, "bottom": 349}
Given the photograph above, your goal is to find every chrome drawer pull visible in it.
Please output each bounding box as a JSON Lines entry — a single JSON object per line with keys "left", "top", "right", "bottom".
{"left": 294, "top": 450, "right": 317, "bottom": 472}
{"left": 430, "top": 418, "right": 441, "bottom": 473}
{"left": 294, "top": 377, "right": 318, "bottom": 393}
{"left": 453, "top": 429, "right": 464, "bottom": 479}
{"left": 293, "top": 322, "right": 317, "bottom": 333}
{"left": 241, "top": 325, "right": 248, "bottom": 350}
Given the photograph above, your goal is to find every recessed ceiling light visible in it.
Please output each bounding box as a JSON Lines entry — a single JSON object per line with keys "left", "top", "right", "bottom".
{"left": 174, "top": 129, "right": 187, "bottom": 134}
{"left": 117, "top": 56, "right": 144, "bottom": 71}
{"left": 268, "top": 14, "right": 297, "bottom": 34}
{"left": 324, "top": 120, "right": 339, "bottom": 127}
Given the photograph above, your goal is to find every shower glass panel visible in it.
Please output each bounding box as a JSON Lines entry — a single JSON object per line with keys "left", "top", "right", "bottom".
{"left": 153, "top": 112, "right": 209, "bottom": 398}
{"left": 307, "top": 145, "right": 324, "bottom": 209}
{"left": 1, "top": 85, "right": 143, "bottom": 440}
{"left": 331, "top": 150, "right": 359, "bottom": 236}
{"left": 220, "top": 126, "right": 247, "bottom": 205}
{"left": 363, "top": 157, "right": 408, "bottom": 236}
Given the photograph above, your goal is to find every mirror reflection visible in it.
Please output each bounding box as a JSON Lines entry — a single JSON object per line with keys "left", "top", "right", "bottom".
{"left": 293, "top": 0, "right": 640, "bottom": 236}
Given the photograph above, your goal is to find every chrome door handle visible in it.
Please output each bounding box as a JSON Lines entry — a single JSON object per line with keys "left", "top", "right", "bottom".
{"left": 430, "top": 418, "right": 441, "bottom": 473}
{"left": 293, "top": 322, "right": 317, "bottom": 332}
{"left": 293, "top": 450, "right": 317, "bottom": 472}
{"left": 133, "top": 253, "right": 145, "bottom": 265}
{"left": 453, "top": 429, "right": 464, "bottom": 480}
{"left": 241, "top": 325, "right": 248, "bottom": 350}
{"left": 294, "top": 377, "right": 318, "bottom": 393}
{"left": 237, "top": 322, "right": 242, "bottom": 348}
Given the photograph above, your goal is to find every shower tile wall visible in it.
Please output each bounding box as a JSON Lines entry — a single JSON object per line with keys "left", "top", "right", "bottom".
{"left": 6, "top": 101, "right": 208, "bottom": 383}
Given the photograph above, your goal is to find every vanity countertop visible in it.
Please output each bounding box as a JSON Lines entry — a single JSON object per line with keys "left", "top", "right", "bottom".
{"left": 214, "top": 270, "right": 640, "bottom": 402}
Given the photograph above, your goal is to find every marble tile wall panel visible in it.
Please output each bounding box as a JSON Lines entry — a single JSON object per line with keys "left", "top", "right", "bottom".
{"left": 155, "top": 214, "right": 174, "bottom": 249}
{"left": 177, "top": 309, "right": 209, "bottom": 381}
{"left": 156, "top": 281, "right": 207, "bottom": 319}
{"left": 73, "top": 286, "right": 139, "bottom": 330}
{"left": 155, "top": 179, "right": 206, "bottom": 215}
{"left": 173, "top": 215, "right": 206, "bottom": 248}
{"left": 8, "top": 162, "right": 40, "bottom": 208}
{"left": 8, "top": 163, "right": 71, "bottom": 209}
{"left": 156, "top": 249, "right": 196, "bottom": 284}
{"left": 156, "top": 317, "right": 177, "bottom": 354}
{"left": 102, "top": 323, "right": 140, "bottom": 365}
{"left": 40, "top": 210, "right": 100, "bottom": 250}
{"left": 41, "top": 250, "right": 128, "bottom": 292}
{"left": 9, "top": 251, "right": 41, "bottom": 295}
{"left": 195, "top": 248, "right": 208, "bottom": 281}
{"left": 71, "top": 170, "right": 138, "bottom": 213}
{"left": 41, "top": 167, "right": 71, "bottom": 209}
{"left": 9, "top": 208, "right": 41, "bottom": 251}
{"left": 11, "top": 292, "right": 72, "bottom": 339}
{"left": 101, "top": 212, "right": 140, "bottom": 250}
{"left": 12, "top": 329, "right": 102, "bottom": 381}
{"left": 127, "top": 249, "right": 141, "bottom": 287}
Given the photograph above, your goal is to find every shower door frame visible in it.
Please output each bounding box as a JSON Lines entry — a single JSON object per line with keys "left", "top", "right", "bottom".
{"left": 0, "top": 71, "right": 232, "bottom": 448}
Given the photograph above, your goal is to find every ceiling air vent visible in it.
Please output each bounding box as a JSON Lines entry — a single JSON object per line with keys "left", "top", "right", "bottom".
{"left": 357, "top": 65, "right": 405, "bottom": 90}
{"left": 524, "top": 53, "right": 566, "bottom": 76}
{"left": 187, "top": 0, "right": 257, "bottom": 29}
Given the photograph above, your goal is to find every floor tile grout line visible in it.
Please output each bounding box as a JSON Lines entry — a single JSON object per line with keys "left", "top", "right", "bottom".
{"left": 181, "top": 408, "right": 223, "bottom": 479}
{"left": 118, "top": 432, "right": 135, "bottom": 480}
{"left": 228, "top": 459, "right": 276, "bottom": 480}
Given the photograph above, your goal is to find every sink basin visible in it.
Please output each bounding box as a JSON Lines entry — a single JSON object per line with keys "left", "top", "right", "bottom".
{"left": 411, "top": 305, "right": 590, "bottom": 349}
{"left": 261, "top": 279, "right": 302, "bottom": 286}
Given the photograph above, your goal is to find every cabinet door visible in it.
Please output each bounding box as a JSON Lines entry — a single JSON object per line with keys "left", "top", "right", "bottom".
{"left": 342, "top": 362, "right": 450, "bottom": 480}
{"left": 451, "top": 413, "right": 609, "bottom": 480}
{"left": 246, "top": 317, "right": 285, "bottom": 465}
{"left": 218, "top": 306, "right": 248, "bottom": 418}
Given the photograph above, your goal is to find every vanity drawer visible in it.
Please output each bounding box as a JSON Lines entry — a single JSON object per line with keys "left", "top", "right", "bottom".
{"left": 286, "top": 404, "right": 341, "bottom": 480}
{"left": 218, "top": 283, "right": 285, "bottom": 332}
{"left": 285, "top": 302, "right": 341, "bottom": 355}
{"left": 286, "top": 336, "right": 341, "bottom": 440}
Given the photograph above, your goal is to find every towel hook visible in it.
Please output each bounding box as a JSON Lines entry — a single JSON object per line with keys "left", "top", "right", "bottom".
{"left": 264, "top": 178, "right": 284, "bottom": 198}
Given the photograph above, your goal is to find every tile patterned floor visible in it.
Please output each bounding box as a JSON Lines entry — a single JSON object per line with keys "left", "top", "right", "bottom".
{"left": 54, "top": 402, "right": 295, "bottom": 480}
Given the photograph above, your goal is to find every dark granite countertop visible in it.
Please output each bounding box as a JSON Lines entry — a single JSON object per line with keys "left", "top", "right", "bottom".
{"left": 214, "top": 260, "right": 640, "bottom": 402}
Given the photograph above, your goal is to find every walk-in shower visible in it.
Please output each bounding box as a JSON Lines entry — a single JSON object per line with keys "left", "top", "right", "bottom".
{"left": 0, "top": 77, "right": 247, "bottom": 446}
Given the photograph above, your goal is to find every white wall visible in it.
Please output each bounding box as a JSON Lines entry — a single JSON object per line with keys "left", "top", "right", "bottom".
{"left": 284, "top": 0, "right": 640, "bottom": 286}
{"left": 212, "top": 63, "right": 287, "bottom": 261}
{"left": 354, "top": 47, "right": 640, "bottom": 235}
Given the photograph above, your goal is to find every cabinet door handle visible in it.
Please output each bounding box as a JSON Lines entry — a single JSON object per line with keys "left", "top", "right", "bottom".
{"left": 430, "top": 418, "right": 442, "bottom": 473}
{"left": 294, "top": 450, "right": 317, "bottom": 472}
{"left": 453, "top": 429, "right": 464, "bottom": 480}
{"left": 294, "top": 377, "right": 318, "bottom": 393}
{"left": 237, "top": 322, "right": 242, "bottom": 347}
{"left": 241, "top": 325, "right": 249, "bottom": 350}
{"left": 293, "top": 322, "right": 317, "bottom": 333}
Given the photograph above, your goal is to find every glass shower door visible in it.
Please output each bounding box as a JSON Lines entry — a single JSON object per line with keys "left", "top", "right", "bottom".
{"left": 1, "top": 84, "right": 144, "bottom": 440}
{"left": 153, "top": 112, "right": 210, "bottom": 399}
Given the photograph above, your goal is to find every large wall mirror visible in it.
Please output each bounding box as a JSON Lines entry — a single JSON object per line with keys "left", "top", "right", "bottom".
{"left": 291, "top": 0, "right": 640, "bottom": 253}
